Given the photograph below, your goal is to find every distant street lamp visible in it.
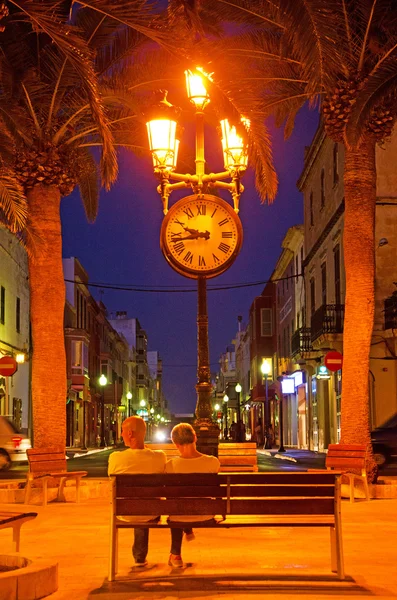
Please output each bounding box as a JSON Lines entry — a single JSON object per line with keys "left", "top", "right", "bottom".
{"left": 260, "top": 359, "right": 271, "bottom": 449}
{"left": 235, "top": 383, "right": 242, "bottom": 442}
{"left": 140, "top": 399, "right": 146, "bottom": 408}
{"left": 98, "top": 374, "right": 108, "bottom": 448}
{"left": 126, "top": 391, "right": 132, "bottom": 417}
{"left": 214, "top": 403, "right": 220, "bottom": 411}
{"left": 223, "top": 394, "right": 229, "bottom": 439}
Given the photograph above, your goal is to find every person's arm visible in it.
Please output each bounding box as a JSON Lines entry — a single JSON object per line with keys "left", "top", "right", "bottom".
{"left": 108, "top": 452, "right": 116, "bottom": 476}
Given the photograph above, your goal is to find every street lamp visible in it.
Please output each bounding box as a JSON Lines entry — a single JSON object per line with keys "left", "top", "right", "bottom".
{"left": 260, "top": 359, "right": 271, "bottom": 449}
{"left": 126, "top": 391, "right": 132, "bottom": 417}
{"left": 146, "top": 68, "right": 248, "bottom": 456}
{"left": 214, "top": 403, "right": 220, "bottom": 411}
{"left": 223, "top": 394, "right": 229, "bottom": 440}
{"left": 235, "top": 383, "right": 242, "bottom": 442}
{"left": 98, "top": 374, "right": 108, "bottom": 448}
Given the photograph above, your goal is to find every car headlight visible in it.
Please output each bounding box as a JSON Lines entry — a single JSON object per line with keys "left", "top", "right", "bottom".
{"left": 155, "top": 431, "right": 167, "bottom": 442}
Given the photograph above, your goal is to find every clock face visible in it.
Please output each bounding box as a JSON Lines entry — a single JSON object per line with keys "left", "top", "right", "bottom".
{"left": 160, "top": 194, "right": 243, "bottom": 279}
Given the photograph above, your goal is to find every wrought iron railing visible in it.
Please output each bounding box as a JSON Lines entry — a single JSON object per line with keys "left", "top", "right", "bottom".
{"left": 291, "top": 328, "right": 313, "bottom": 356}
{"left": 384, "top": 294, "right": 397, "bottom": 330}
{"left": 311, "top": 304, "right": 345, "bottom": 342}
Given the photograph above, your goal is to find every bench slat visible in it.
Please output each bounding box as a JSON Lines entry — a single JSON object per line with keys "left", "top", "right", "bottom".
{"left": 221, "top": 472, "right": 339, "bottom": 485}
{"left": 116, "top": 484, "right": 336, "bottom": 499}
{"left": 117, "top": 498, "right": 226, "bottom": 515}
{"left": 117, "top": 485, "right": 224, "bottom": 498}
{"left": 115, "top": 514, "right": 335, "bottom": 528}
{"left": 219, "top": 456, "right": 257, "bottom": 465}
{"left": 327, "top": 450, "right": 366, "bottom": 459}
{"left": 326, "top": 458, "right": 365, "bottom": 469}
{"left": 29, "top": 461, "right": 68, "bottom": 473}
{"left": 229, "top": 498, "right": 335, "bottom": 515}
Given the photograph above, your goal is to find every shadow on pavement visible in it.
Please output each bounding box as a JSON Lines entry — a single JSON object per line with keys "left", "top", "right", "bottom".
{"left": 87, "top": 572, "right": 373, "bottom": 598}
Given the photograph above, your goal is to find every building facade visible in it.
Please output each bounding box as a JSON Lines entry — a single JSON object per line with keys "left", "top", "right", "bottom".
{"left": 0, "top": 227, "right": 30, "bottom": 435}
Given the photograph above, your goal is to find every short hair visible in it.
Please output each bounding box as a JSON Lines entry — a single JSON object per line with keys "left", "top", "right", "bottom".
{"left": 122, "top": 416, "right": 146, "bottom": 437}
{"left": 171, "top": 423, "right": 195, "bottom": 446}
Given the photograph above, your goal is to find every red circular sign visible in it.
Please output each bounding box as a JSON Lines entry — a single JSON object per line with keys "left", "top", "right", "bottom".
{"left": 324, "top": 351, "right": 343, "bottom": 372}
{"left": 0, "top": 356, "right": 18, "bottom": 376}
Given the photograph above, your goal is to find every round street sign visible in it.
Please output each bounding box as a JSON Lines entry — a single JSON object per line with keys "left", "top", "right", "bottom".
{"left": 324, "top": 351, "right": 343, "bottom": 372}
{"left": 0, "top": 356, "right": 18, "bottom": 377}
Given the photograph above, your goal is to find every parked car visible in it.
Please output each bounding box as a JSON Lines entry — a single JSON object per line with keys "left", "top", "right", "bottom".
{"left": 0, "top": 416, "right": 32, "bottom": 471}
{"left": 371, "top": 413, "right": 397, "bottom": 467}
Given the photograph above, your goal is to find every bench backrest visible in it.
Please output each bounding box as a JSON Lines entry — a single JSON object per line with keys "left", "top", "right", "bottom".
{"left": 111, "top": 472, "right": 339, "bottom": 518}
{"left": 145, "top": 442, "right": 258, "bottom": 471}
{"left": 27, "top": 448, "right": 67, "bottom": 474}
{"left": 326, "top": 444, "right": 368, "bottom": 474}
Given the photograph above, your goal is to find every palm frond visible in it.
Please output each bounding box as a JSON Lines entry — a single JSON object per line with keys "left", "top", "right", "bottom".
{"left": 76, "top": 148, "right": 100, "bottom": 222}
{"left": 0, "top": 168, "right": 28, "bottom": 232}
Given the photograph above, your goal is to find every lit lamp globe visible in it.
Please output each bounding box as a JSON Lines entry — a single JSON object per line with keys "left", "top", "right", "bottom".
{"left": 150, "top": 407, "right": 155, "bottom": 414}
{"left": 260, "top": 359, "right": 271, "bottom": 377}
{"left": 220, "top": 119, "right": 248, "bottom": 171}
{"left": 99, "top": 374, "right": 107, "bottom": 387}
{"left": 160, "top": 416, "right": 165, "bottom": 422}
{"left": 140, "top": 399, "right": 146, "bottom": 408}
{"left": 235, "top": 383, "right": 242, "bottom": 394}
{"left": 126, "top": 392, "right": 132, "bottom": 401}
{"left": 214, "top": 403, "right": 220, "bottom": 411}
{"left": 223, "top": 394, "right": 229, "bottom": 403}
{"left": 185, "top": 68, "right": 210, "bottom": 110}
{"left": 156, "top": 414, "right": 161, "bottom": 420}
{"left": 146, "top": 92, "right": 180, "bottom": 174}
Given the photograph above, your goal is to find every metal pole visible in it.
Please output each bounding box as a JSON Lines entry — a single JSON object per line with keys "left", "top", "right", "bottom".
{"left": 81, "top": 400, "right": 87, "bottom": 450}
{"left": 236, "top": 390, "right": 241, "bottom": 442}
{"left": 264, "top": 375, "right": 269, "bottom": 448}
{"left": 194, "top": 276, "right": 219, "bottom": 456}
{"left": 195, "top": 110, "right": 205, "bottom": 184}
{"left": 278, "top": 395, "right": 286, "bottom": 452}
{"left": 100, "top": 392, "right": 105, "bottom": 448}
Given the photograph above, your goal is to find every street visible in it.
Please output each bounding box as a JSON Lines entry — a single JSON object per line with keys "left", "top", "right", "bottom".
{"left": 1, "top": 448, "right": 396, "bottom": 479}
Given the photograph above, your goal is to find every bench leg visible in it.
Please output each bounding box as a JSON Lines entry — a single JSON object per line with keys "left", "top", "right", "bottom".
{"left": 12, "top": 524, "right": 21, "bottom": 553}
{"left": 43, "top": 479, "right": 48, "bottom": 507}
{"left": 348, "top": 474, "right": 355, "bottom": 503}
{"left": 334, "top": 478, "right": 345, "bottom": 580}
{"left": 109, "top": 525, "right": 117, "bottom": 582}
{"left": 76, "top": 477, "right": 82, "bottom": 503}
{"left": 363, "top": 475, "right": 370, "bottom": 502}
{"left": 330, "top": 526, "right": 336, "bottom": 573}
{"left": 24, "top": 479, "right": 32, "bottom": 505}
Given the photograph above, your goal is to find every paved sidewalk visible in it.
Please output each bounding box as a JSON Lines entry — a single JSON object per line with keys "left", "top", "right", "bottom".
{"left": 1, "top": 494, "right": 397, "bottom": 600}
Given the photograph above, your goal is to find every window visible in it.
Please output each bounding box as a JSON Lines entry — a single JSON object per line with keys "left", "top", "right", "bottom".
{"left": 310, "top": 278, "right": 315, "bottom": 316}
{"left": 309, "top": 192, "right": 314, "bottom": 226}
{"left": 260, "top": 308, "right": 272, "bottom": 337}
{"left": 320, "top": 169, "right": 325, "bottom": 209}
{"left": 321, "top": 262, "right": 327, "bottom": 306}
{"left": 72, "top": 340, "right": 88, "bottom": 374}
{"left": 0, "top": 286, "right": 5, "bottom": 324}
{"left": 16, "top": 297, "right": 20, "bottom": 333}
{"left": 333, "top": 143, "right": 339, "bottom": 185}
{"left": 334, "top": 244, "right": 341, "bottom": 304}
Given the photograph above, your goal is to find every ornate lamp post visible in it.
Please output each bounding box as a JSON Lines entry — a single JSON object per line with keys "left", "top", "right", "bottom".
{"left": 223, "top": 393, "right": 229, "bottom": 440}
{"left": 235, "top": 382, "right": 242, "bottom": 442}
{"left": 98, "top": 374, "right": 107, "bottom": 448}
{"left": 146, "top": 68, "right": 248, "bottom": 455}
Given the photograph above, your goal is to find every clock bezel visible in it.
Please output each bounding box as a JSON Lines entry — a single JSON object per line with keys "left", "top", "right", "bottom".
{"left": 160, "top": 193, "right": 243, "bottom": 279}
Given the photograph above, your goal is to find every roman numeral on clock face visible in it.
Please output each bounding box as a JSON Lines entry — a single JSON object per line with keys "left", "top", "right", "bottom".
{"left": 199, "top": 256, "right": 206, "bottom": 266}
{"left": 222, "top": 231, "right": 233, "bottom": 238}
{"left": 212, "top": 253, "right": 220, "bottom": 263}
{"left": 197, "top": 205, "right": 206, "bottom": 216}
{"left": 218, "top": 242, "right": 230, "bottom": 253}
{"left": 174, "top": 241, "right": 185, "bottom": 255}
{"left": 182, "top": 207, "right": 194, "bottom": 219}
{"left": 171, "top": 232, "right": 182, "bottom": 241}
{"left": 175, "top": 218, "right": 185, "bottom": 227}
{"left": 183, "top": 251, "right": 193, "bottom": 264}
{"left": 218, "top": 218, "right": 229, "bottom": 226}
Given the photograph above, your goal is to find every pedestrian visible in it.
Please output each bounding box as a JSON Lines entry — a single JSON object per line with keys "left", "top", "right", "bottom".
{"left": 240, "top": 421, "right": 246, "bottom": 442}
{"left": 255, "top": 418, "right": 263, "bottom": 447}
{"left": 108, "top": 416, "right": 166, "bottom": 568}
{"left": 265, "top": 424, "right": 274, "bottom": 449}
{"left": 230, "top": 421, "right": 237, "bottom": 442}
{"left": 223, "top": 426, "right": 228, "bottom": 440}
{"left": 165, "top": 423, "right": 220, "bottom": 568}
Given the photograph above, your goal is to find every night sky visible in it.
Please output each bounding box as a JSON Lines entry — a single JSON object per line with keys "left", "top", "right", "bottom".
{"left": 61, "top": 107, "right": 319, "bottom": 414}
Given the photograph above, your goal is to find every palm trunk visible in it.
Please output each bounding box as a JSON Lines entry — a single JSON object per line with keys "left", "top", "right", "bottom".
{"left": 341, "top": 137, "right": 377, "bottom": 481}
{"left": 27, "top": 184, "right": 66, "bottom": 450}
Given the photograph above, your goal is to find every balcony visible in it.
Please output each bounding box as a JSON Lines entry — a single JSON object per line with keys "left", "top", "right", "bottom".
{"left": 291, "top": 328, "right": 313, "bottom": 357}
{"left": 311, "top": 304, "right": 345, "bottom": 346}
{"left": 384, "top": 294, "right": 397, "bottom": 330}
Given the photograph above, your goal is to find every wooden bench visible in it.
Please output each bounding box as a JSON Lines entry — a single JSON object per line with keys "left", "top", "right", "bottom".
{"left": 0, "top": 510, "right": 38, "bottom": 552}
{"left": 109, "top": 471, "right": 344, "bottom": 581}
{"left": 146, "top": 442, "right": 258, "bottom": 471}
{"left": 24, "top": 448, "right": 87, "bottom": 506}
{"left": 326, "top": 444, "right": 370, "bottom": 503}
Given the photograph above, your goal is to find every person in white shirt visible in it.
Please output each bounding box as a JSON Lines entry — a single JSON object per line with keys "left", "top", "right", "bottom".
{"left": 165, "top": 423, "right": 220, "bottom": 568}
{"left": 108, "top": 416, "right": 166, "bottom": 567}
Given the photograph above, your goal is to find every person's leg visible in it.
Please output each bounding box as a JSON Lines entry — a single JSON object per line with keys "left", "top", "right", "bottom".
{"left": 169, "top": 527, "right": 184, "bottom": 566}
{"left": 132, "top": 528, "right": 149, "bottom": 565}
{"left": 183, "top": 527, "right": 195, "bottom": 541}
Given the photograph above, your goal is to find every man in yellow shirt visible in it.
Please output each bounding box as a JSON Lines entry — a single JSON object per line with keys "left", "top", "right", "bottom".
{"left": 108, "top": 416, "right": 166, "bottom": 567}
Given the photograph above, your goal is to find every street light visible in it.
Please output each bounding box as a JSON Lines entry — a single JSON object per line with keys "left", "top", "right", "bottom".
{"left": 126, "top": 391, "right": 132, "bottom": 417}
{"left": 146, "top": 68, "right": 248, "bottom": 456}
{"left": 235, "top": 383, "right": 242, "bottom": 442}
{"left": 140, "top": 399, "right": 146, "bottom": 408}
{"left": 98, "top": 374, "right": 108, "bottom": 448}
{"left": 260, "top": 359, "right": 271, "bottom": 449}
{"left": 223, "top": 394, "right": 229, "bottom": 440}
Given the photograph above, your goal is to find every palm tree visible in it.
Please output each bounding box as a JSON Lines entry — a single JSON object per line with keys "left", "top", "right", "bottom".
{"left": 199, "top": 0, "right": 397, "bottom": 479}
{"left": 0, "top": 1, "right": 167, "bottom": 449}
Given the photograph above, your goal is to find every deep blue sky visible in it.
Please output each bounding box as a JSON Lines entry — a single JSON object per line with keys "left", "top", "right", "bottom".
{"left": 61, "top": 107, "right": 319, "bottom": 413}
